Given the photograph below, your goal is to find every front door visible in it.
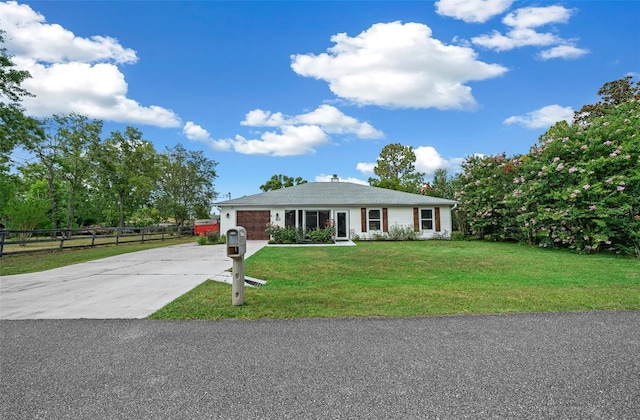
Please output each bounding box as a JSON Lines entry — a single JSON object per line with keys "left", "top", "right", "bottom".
{"left": 335, "top": 210, "right": 349, "bottom": 241}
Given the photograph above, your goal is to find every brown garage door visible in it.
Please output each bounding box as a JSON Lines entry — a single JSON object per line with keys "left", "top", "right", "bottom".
{"left": 236, "top": 211, "right": 271, "bottom": 240}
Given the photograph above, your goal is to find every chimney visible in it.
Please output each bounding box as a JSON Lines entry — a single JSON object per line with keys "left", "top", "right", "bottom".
{"left": 331, "top": 174, "right": 339, "bottom": 182}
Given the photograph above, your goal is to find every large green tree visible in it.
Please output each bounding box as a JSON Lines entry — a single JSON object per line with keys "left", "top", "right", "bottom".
{"left": 20, "top": 118, "right": 63, "bottom": 229}
{"left": 368, "top": 143, "right": 425, "bottom": 193}
{"left": 53, "top": 113, "right": 103, "bottom": 230}
{"left": 0, "top": 30, "right": 35, "bottom": 168}
{"left": 94, "top": 127, "right": 158, "bottom": 227}
{"left": 154, "top": 143, "right": 218, "bottom": 225}
{"left": 259, "top": 174, "right": 307, "bottom": 192}
{"left": 457, "top": 77, "right": 640, "bottom": 256}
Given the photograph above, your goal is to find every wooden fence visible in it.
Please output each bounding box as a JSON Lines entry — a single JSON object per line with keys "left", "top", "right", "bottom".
{"left": 0, "top": 226, "right": 194, "bottom": 257}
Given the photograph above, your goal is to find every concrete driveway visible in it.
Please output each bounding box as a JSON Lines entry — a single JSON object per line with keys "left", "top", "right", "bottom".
{"left": 0, "top": 241, "right": 268, "bottom": 319}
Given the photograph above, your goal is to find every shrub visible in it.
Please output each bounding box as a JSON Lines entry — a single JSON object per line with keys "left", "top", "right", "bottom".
{"left": 308, "top": 226, "right": 335, "bottom": 243}
{"left": 196, "top": 234, "right": 208, "bottom": 245}
{"left": 450, "top": 231, "right": 465, "bottom": 241}
{"left": 387, "top": 224, "right": 418, "bottom": 241}
{"left": 456, "top": 77, "right": 640, "bottom": 256}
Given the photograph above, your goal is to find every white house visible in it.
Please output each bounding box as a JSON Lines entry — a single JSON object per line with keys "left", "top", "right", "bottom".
{"left": 216, "top": 176, "right": 458, "bottom": 241}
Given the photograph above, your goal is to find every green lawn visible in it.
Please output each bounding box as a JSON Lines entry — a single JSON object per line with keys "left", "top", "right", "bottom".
{"left": 0, "top": 236, "right": 196, "bottom": 276}
{"left": 149, "top": 241, "right": 640, "bottom": 320}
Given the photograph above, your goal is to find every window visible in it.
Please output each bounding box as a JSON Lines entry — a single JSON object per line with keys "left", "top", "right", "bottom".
{"left": 285, "top": 210, "right": 296, "bottom": 228}
{"left": 368, "top": 209, "right": 382, "bottom": 231}
{"left": 420, "top": 209, "right": 433, "bottom": 230}
{"left": 305, "top": 210, "right": 331, "bottom": 230}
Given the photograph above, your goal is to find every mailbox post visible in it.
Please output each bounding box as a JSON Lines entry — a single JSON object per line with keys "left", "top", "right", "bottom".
{"left": 226, "top": 226, "right": 247, "bottom": 306}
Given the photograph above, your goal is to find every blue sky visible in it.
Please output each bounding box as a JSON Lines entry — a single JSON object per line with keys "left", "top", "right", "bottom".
{"left": 2, "top": 0, "right": 639, "bottom": 203}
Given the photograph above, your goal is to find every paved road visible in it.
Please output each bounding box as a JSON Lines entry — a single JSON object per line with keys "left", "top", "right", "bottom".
{"left": 0, "top": 241, "right": 268, "bottom": 319}
{"left": 1, "top": 311, "right": 638, "bottom": 419}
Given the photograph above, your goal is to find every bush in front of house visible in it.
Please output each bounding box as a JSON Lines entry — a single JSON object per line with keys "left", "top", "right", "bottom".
{"left": 266, "top": 223, "right": 335, "bottom": 244}
{"left": 196, "top": 231, "right": 225, "bottom": 245}
{"left": 387, "top": 224, "right": 418, "bottom": 241}
{"left": 450, "top": 231, "right": 466, "bottom": 241}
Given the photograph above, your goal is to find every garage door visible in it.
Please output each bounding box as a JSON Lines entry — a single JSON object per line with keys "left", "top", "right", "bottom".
{"left": 236, "top": 211, "right": 271, "bottom": 240}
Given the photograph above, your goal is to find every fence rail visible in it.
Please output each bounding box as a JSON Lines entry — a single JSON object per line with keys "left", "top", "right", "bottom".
{"left": 0, "top": 226, "right": 194, "bottom": 257}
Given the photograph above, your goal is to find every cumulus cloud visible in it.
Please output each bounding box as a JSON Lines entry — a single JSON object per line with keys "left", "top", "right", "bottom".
{"left": 241, "top": 105, "right": 384, "bottom": 139}
{"left": 538, "top": 45, "right": 589, "bottom": 61}
{"left": 414, "top": 146, "right": 464, "bottom": 176}
{"left": 291, "top": 21, "right": 508, "bottom": 110}
{"left": 355, "top": 162, "right": 376, "bottom": 175}
{"left": 435, "top": 0, "right": 514, "bottom": 23}
{"left": 471, "top": 5, "right": 588, "bottom": 59}
{"left": 189, "top": 105, "right": 384, "bottom": 156}
{"left": 504, "top": 104, "right": 574, "bottom": 129}
{"left": 357, "top": 146, "right": 464, "bottom": 179}
{"left": 0, "top": 1, "right": 180, "bottom": 127}
{"left": 231, "top": 125, "right": 331, "bottom": 156}
{"left": 183, "top": 122, "right": 230, "bottom": 151}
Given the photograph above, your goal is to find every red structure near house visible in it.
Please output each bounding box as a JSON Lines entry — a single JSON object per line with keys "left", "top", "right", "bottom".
{"left": 194, "top": 218, "right": 220, "bottom": 235}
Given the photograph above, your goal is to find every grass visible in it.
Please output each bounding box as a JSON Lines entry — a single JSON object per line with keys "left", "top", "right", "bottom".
{"left": 149, "top": 241, "right": 640, "bottom": 320}
{"left": 0, "top": 236, "right": 196, "bottom": 276}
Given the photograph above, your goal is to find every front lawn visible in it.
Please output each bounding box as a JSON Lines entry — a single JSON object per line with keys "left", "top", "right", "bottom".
{"left": 148, "top": 241, "right": 640, "bottom": 320}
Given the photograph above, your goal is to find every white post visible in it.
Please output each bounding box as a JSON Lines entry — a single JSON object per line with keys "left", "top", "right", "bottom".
{"left": 232, "top": 255, "right": 245, "bottom": 306}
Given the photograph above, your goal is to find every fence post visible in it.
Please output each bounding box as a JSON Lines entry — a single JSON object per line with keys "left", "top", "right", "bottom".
{"left": 0, "top": 230, "right": 5, "bottom": 258}
{"left": 91, "top": 228, "right": 96, "bottom": 247}
{"left": 116, "top": 227, "right": 120, "bottom": 245}
{"left": 59, "top": 230, "right": 65, "bottom": 250}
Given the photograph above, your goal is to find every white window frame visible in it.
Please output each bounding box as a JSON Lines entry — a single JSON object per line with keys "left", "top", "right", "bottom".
{"left": 368, "top": 208, "right": 382, "bottom": 231}
{"left": 420, "top": 208, "right": 434, "bottom": 231}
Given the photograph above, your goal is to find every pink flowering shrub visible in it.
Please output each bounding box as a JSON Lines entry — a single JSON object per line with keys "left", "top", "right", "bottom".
{"left": 457, "top": 78, "right": 640, "bottom": 256}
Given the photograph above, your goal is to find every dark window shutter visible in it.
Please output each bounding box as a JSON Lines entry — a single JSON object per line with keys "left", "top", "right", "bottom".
{"left": 413, "top": 207, "right": 419, "bottom": 231}
{"left": 361, "top": 208, "right": 367, "bottom": 232}
{"left": 383, "top": 208, "right": 388, "bottom": 232}
{"left": 435, "top": 207, "right": 441, "bottom": 232}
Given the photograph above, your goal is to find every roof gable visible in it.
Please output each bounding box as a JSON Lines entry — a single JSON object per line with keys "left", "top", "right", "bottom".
{"left": 217, "top": 182, "right": 458, "bottom": 207}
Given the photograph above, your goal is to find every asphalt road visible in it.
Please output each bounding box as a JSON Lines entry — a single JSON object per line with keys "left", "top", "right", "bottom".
{"left": 1, "top": 311, "right": 638, "bottom": 419}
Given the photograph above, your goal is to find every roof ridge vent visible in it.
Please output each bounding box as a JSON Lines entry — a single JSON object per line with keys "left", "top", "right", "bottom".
{"left": 331, "top": 174, "right": 339, "bottom": 182}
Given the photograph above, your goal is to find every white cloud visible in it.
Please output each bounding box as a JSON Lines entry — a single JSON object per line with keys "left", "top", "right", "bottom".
{"left": 183, "top": 122, "right": 230, "bottom": 151}
{"left": 356, "top": 162, "right": 376, "bottom": 175}
{"left": 241, "top": 105, "right": 384, "bottom": 139}
{"left": 504, "top": 104, "right": 574, "bottom": 129}
{"left": 472, "top": 27, "right": 560, "bottom": 51}
{"left": 231, "top": 125, "right": 331, "bottom": 156}
{"left": 471, "top": 5, "right": 587, "bottom": 59}
{"left": 240, "top": 109, "right": 286, "bottom": 127}
{"left": 357, "top": 146, "right": 464, "bottom": 179}
{"left": 435, "top": 0, "right": 514, "bottom": 23}
{"left": 502, "top": 6, "right": 572, "bottom": 28}
{"left": 414, "top": 146, "right": 464, "bottom": 176}
{"left": 291, "top": 21, "right": 508, "bottom": 110}
{"left": 538, "top": 45, "right": 589, "bottom": 60}
{"left": 199, "top": 105, "right": 383, "bottom": 156}
{"left": 0, "top": 1, "right": 180, "bottom": 127}
{"left": 0, "top": 1, "right": 137, "bottom": 64}
{"left": 315, "top": 174, "right": 369, "bottom": 185}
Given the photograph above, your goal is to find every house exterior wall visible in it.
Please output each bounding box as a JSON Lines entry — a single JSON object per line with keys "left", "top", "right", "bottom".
{"left": 218, "top": 205, "right": 453, "bottom": 240}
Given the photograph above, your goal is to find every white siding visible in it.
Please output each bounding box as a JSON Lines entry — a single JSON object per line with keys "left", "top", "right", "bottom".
{"left": 218, "top": 205, "right": 453, "bottom": 240}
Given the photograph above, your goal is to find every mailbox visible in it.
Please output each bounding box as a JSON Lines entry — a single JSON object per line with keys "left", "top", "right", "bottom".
{"left": 226, "top": 226, "right": 246, "bottom": 258}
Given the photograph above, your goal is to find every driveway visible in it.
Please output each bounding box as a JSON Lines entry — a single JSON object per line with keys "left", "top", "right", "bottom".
{"left": 0, "top": 241, "right": 268, "bottom": 319}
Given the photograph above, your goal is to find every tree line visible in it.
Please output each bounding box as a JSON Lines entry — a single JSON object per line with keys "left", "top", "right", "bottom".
{"left": 364, "top": 76, "right": 639, "bottom": 257}
{"left": 1, "top": 33, "right": 218, "bottom": 231}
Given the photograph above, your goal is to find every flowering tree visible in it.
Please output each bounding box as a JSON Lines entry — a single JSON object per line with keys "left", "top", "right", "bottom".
{"left": 456, "top": 152, "right": 524, "bottom": 240}
{"left": 457, "top": 77, "right": 639, "bottom": 256}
